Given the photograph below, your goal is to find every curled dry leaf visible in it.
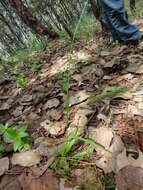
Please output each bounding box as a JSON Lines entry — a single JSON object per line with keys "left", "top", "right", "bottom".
{"left": 89, "top": 127, "right": 124, "bottom": 173}
{"left": 12, "top": 150, "right": 41, "bottom": 167}
{"left": 115, "top": 149, "right": 143, "bottom": 172}
{"left": 69, "top": 90, "right": 90, "bottom": 107}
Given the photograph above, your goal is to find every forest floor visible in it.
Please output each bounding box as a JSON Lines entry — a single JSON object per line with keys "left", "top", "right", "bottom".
{"left": 1, "top": 19, "right": 143, "bottom": 190}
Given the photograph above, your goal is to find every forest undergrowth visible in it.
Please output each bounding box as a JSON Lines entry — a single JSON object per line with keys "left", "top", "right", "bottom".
{"left": 1, "top": 1, "right": 143, "bottom": 190}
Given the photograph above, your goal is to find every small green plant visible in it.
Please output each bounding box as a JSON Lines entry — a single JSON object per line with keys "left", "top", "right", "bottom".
{"left": 16, "top": 73, "right": 28, "bottom": 87}
{"left": 13, "top": 66, "right": 20, "bottom": 76}
{"left": 0, "top": 123, "right": 31, "bottom": 152}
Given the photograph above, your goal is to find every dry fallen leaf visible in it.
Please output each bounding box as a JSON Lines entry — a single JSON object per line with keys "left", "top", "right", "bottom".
{"left": 36, "top": 138, "right": 65, "bottom": 157}
{"left": 0, "top": 157, "right": 9, "bottom": 176}
{"left": 40, "top": 120, "right": 65, "bottom": 137}
{"left": 69, "top": 90, "right": 90, "bottom": 107}
{"left": 115, "top": 149, "right": 143, "bottom": 172}
{"left": 89, "top": 127, "right": 124, "bottom": 173}
{"left": 67, "top": 110, "right": 88, "bottom": 137}
{"left": 115, "top": 165, "right": 143, "bottom": 190}
{"left": 44, "top": 98, "right": 60, "bottom": 109}
{"left": 12, "top": 150, "right": 41, "bottom": 167}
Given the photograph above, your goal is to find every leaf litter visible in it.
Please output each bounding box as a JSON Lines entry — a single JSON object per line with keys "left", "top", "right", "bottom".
{"left": 1, "top": 25, "right": 143, "bottom": 190}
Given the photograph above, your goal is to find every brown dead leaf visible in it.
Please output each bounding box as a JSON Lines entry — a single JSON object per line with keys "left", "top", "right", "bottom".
{"left": 40, "top": 120, "right": 65, "bottom": 137}
{"left": 36, "top": 138, "right": 65, "bottom": 157}
{"left": 115, "top": 165, "right": 143, "bottom": 190}
{"left": 0, "top": 157, "right": 9, "bottom": 176}
{"left": 44, "top": 98, "right": 60, "bottom": 110}
{"left": 115, "top": 149, "right": 143, "bottom": 172}
{"left": 89, "top": 127, "right": 124, "bottom": 173}
{"left": 12, "top": 150, "right": 41, "bottom": 167}
{"left": 0, "top": 170, "right": 59, "bottom": 190}
{"left": 30, "top": 156, "right": 55, "bottom": 178}
{"left": 69, "top": 90, "right": 90, "bottom": 107}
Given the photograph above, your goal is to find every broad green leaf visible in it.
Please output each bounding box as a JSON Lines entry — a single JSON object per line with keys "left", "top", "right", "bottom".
{"left": 6, "top": 128, "right": 17, "bottom": 139}
{"left": 13, "top": 138, "right": 21, "bottom": 152}
{"left": 24, "top": 143, "right": 31, "bottom": 151}
{"left": 4, "top": 132, "right": 11, "bottom": 143}
{"left": 18, "top": 131, "right": 29, "bottom": 138}
{"left": 18, "top": 125, "right": 27, "bottom": 133}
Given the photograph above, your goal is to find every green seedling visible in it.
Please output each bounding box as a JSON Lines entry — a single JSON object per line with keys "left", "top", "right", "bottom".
{"left": 13, "top": 66, "right": 19, "bottom": 76}
{"left": 0, "top": 123, "right": 31, "bottom": 152}
{"left": 16, "top": 74, "right": 28, "bottom": 87}
{"left": 27, "top": 62, "right": 41, "bottom": 73}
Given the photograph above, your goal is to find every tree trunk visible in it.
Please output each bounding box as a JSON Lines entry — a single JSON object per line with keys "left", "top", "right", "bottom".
{"left": 130, "top": 0, "right": 136, "bottom": 12}
{"left": 89, "top": 0, "right": 100, "bottom": 20}
{"left": 8, "top": 0, "right": 59, "bottom": 39}
{"left": 89, "top": 0, "right": 108, "bottom": 33}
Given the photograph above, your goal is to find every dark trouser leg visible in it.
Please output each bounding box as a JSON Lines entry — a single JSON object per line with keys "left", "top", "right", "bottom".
{"left": 100, "top": 0, "right": 141, "bottom": 43}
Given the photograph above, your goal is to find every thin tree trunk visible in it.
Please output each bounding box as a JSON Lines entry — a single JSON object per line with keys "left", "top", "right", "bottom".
{"left": 8, "top": 0, "right": 59, "bottom": 39}
{"left": 130, "top": 0, "right": 136, "bottom": 12}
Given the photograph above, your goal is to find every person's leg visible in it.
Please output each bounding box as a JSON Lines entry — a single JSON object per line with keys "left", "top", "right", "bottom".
{"left": 100, "top": 0, "right": 142, "bottom": 43}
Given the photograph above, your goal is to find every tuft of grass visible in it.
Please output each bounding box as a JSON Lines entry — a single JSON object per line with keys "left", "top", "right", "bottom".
{"left": 88, "top": 87, "right": 127, "bottom": 104}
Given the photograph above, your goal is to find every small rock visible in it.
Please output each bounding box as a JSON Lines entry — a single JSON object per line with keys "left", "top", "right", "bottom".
{"left": 12, "top": 150, "right": 41, "bottom": 167}
{"left": 0, "top": 157, "right": 9, "bottom": 176}
{"left": 44, "top": 98, "right": 60, "bottom": 109}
